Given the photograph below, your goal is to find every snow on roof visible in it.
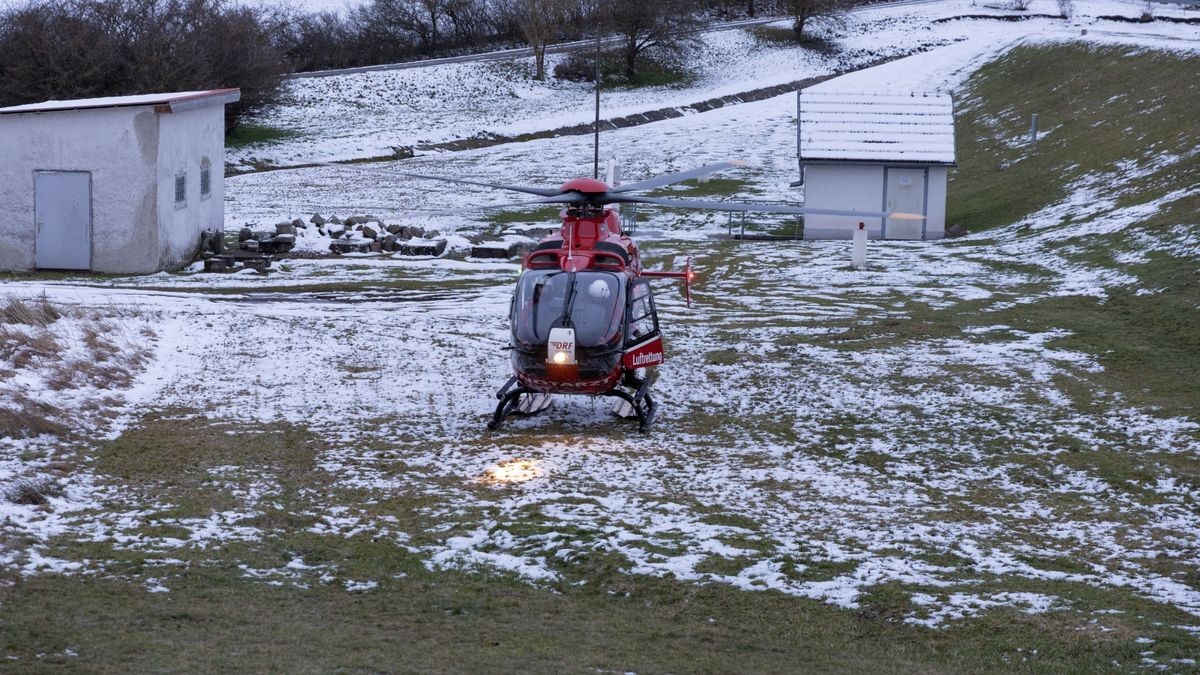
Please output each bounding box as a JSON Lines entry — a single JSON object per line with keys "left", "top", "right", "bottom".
{"left": 0, "top": 88, "right": 240, "bottom": 115}
{"left": 798, "top": 91, "right": 956, "bottom": 166}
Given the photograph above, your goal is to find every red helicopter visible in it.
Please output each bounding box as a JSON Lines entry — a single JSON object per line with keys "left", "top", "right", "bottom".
{"left": 380, "top": 161, "right": 915, "bottom": 432}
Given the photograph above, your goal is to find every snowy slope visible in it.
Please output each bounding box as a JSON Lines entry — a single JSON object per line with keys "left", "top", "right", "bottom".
{"left": 228, "top": 0, "right": 1200, "bottom": 171}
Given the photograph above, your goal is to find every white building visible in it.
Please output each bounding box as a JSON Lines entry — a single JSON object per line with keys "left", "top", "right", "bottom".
{"left": 798, "top": 91, "right": 955, "bottom": 240}
{"left": 0, "top": 89, "right": 240, "bottom": 273}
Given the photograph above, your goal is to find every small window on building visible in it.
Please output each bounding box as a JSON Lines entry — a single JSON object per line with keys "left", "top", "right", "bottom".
{"left": 175, "top": 172, "right": 187, "bottom": 209}
{"left": 200, "top": 158, "right": 212, "bottom": 199}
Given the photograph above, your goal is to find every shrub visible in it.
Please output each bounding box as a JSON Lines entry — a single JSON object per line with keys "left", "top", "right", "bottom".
{"left": 0, "top": 0, "right": 289, "bottom": 130}
{"left": 554, "top": 51, "right": 599, "bottom": 82}
{"left": 6, "top": 478, "right": 63, "bottom": 505}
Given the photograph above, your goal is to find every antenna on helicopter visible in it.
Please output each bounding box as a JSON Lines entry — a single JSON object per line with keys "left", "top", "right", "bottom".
{"left": 592, "top": 26, "right": 602, "bottom": 179}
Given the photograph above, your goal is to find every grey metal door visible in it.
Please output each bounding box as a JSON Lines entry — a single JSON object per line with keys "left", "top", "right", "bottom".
{"left": 883, "top": 168, "right": 927, "bottom": 240}
{"left": 35, "top": 171, "right": 92, "bottom": 270}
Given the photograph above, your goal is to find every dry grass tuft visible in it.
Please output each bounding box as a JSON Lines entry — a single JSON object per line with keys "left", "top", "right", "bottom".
{"left": 83, "top": 320, "right": 119, "bottom": 362}
{"left": 0, "top": 392, "right": 68, "bottom": 439}
{"left": 6, "top": 477, "right": 64, "bottom": 506}
{"left": 5, "top": 328, "right": 63, "bottom": 369}
{"left": 1, "top": 295, "right": 62, "bottom": 327}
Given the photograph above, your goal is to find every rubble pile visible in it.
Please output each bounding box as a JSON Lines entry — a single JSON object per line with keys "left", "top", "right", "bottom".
{"left": 303, "top": 214, "right": 448, "bottom": 256}
{"left": 198, "top": 229, "right": 274, "bottom": 274}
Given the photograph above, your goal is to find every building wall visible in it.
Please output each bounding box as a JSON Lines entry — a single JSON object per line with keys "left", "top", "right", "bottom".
{"left": 802, "top": 163, "right": 950, "bottom": 240}
{"left": 926, "top": 166, "right": 948, "bottom": 240}
{"left": 156, "top": 107, "right": 226, "bottom": 270}
{"left": 0, "top": 108, "right": 160, "bottom": 272}
{"left": 802, "top": 164, "right": 885, "bottom": 240}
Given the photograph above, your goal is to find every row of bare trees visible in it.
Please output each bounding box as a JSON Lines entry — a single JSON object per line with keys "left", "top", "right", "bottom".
{"left": 0, "top": 0, "right": 858, "bottom": 127}
{"left": 0, "top": 0, "right": 287, "bottom": 129}
{"left": 282, "top": 0, "right": 857, "bottom": 78}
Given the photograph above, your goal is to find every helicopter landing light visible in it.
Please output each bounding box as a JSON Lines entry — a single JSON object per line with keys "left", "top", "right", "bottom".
{"left": 547, "top": 327, "right": 577, "bottom": 366}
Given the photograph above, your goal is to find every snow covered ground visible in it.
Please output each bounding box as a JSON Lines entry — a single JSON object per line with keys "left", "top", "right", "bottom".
{"left": 1, "top": 0, "right": 1199, "bottom": 655}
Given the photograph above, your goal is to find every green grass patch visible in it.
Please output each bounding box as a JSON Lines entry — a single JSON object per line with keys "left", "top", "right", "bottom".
{"left": 748, "top": 24, "right": 801, "bottom": 45}
{"left": 944, "top": 43, "right": 1200, "bottom": 420}
{"left": 947, "top": 43, "right": 1199, "bottom": 231}
{"left": 597, "top": 51, "right": 697, "bottom": 90}
{"left": 225, "top": 123, "right": 300, "bottom": 149}
{"left": 747, "top": 25, "right": 838, "bottom": 53}
{"left": 483, "top": 205, "right": 562, "bottom": 226}
{"left": 646, "top": 177, "right": 755, "bottom": 199}
{"left": 5, "top": 564, "right": 1196, "bottom": 672}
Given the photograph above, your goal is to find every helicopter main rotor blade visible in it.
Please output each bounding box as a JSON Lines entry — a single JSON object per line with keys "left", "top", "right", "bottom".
{"left": 407, "top": 194, "right": 587, "bottom": 217}
{"left": 319, "top": 163, "right": 563, "bottom": 197}
{"left": 615, "top": 195, "right": 925, "bottom": 220}
{"left": 465, "top": 194, "right": 587, "bottom": 210}
{"left": 610, "top": 160, "right": 749, "bottom": 194}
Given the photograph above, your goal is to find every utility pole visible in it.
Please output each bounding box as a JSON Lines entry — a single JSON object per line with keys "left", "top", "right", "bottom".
{"left": 592, "top": 27, "right": 601, "bottom": 179}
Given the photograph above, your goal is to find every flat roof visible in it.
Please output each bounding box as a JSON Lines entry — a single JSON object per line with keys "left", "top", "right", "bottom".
{"left": 0, "top": 88, "right": 241, "bottom": 115}
{"left": 798, "top": 91, "right": 956, "bottom": 166}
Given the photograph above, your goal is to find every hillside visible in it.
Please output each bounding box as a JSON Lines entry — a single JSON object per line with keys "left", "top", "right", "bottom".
{"left": 948, "top": 43, "right": 1200, "bottom": 420}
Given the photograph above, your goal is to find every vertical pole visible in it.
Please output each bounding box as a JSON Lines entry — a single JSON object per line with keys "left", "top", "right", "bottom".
{"left": 607, "top": 157, "right": 620, "bottom": 214}
{"left": 593, "top": 29, "right": 602, "bottom": 180}
{"left": 852, "top": 221, "right": 867, "bottom": 270}
{"left": 1029, "top": 113, "right": 1039, "bottom": 143}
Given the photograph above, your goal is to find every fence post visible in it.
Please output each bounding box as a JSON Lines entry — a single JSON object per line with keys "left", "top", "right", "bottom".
{"left": 852, "top": 221, "right": 867, "bottom": 270}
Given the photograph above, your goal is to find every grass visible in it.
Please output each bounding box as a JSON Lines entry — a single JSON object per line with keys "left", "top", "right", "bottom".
{"left": 0, "top": 393, "right": 68, "bottom": 439}
{"left": 1, "top": 295, "right": 62, "bottom": 326}
{"left": 225, "top": 123, "right": 300, "bottom": 149}
{"left": 483, "top": 205, "right": 562, "bottom": 226}
{"left": 600, "top": 51, "right": 697, "bottom": 90}
{"left": 5, "top": 417, "right": 1197, "bottom": 672}
{"left": 947, "top": 43, "right": 1200, "bottom": 421}
{"left": 6, "top": 43, "right": 1200, "bottom": 672}
{"left": 646, "top": 177, "right": 754, "bottom": 199}
{"left": 947, "top": 43, "right": 1199, "bottom": 231}
{"left": 4, "top": 566, "right": 1185, "bottom": 673}
{"left": 5, "top": 477, "right": 62, "bottom": 505}
{"left": 748, "top": 25, "right": 839, "bottom": 54}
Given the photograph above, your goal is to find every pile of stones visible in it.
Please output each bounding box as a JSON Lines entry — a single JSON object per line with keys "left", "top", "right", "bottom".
{"left": 307, "top": 214, "right": 448, "bottom": 256}
{"left": 238, "top": 224, "right": 296, "bottom": 255}
{"left": 199, "top": 229, "right": 274, "bottom": 273}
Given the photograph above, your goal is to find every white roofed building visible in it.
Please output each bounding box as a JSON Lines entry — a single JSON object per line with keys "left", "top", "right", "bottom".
{"left": 0, "top": 89, "right": 239, "bottom": 273}
{"left": 797, "top": 90, "right": 956, "bottom": 240}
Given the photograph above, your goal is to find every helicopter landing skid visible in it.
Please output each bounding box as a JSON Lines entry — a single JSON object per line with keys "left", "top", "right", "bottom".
{"left": 487, "top": 374, "right": 658, "bottom": 432}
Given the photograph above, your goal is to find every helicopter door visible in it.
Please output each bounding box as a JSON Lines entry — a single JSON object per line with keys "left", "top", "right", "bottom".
{"left": 623, "top": 280, "right": 664, "bottom": 369}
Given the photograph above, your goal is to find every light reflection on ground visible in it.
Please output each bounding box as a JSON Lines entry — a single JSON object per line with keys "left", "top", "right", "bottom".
{"left": 481, "top": 458, "right": 545, "bottom": 485}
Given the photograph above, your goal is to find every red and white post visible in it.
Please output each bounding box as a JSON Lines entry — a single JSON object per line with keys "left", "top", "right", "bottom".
{"left": 852, "top": 221, "right": 867, "bottom": 270}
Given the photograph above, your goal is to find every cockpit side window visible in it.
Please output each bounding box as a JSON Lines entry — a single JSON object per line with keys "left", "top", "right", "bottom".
{"left": 627, "top": 280, "right": 658, "bottom": 344}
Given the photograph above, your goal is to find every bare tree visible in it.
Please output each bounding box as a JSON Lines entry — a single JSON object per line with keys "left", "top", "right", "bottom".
{"left": 364, "top": 0, "right": 447, "bottom": 53}
{"left": 605, "top": 0, "right": 701, "bottom": 81}
{"left": 503, "top": 0, "right": 571, "bottom": 80}
{"left": 787, "top": 0, "right": 849, "bottom": 40}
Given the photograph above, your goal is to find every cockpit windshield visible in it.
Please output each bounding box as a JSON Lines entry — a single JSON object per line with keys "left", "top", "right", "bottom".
{"left": 512, "top": 270, "right": 625, "bottom": 349}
